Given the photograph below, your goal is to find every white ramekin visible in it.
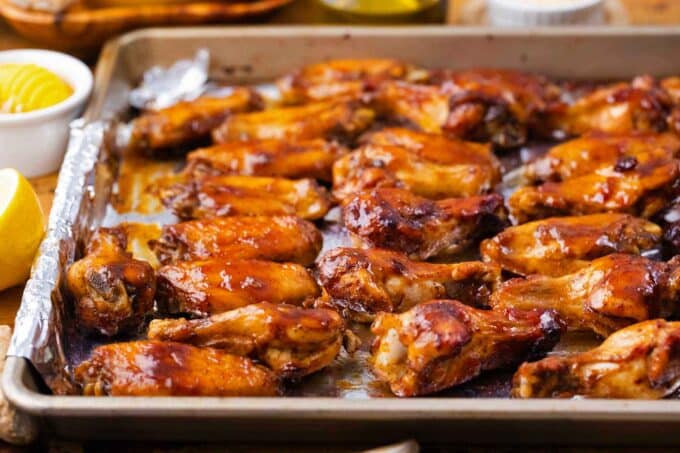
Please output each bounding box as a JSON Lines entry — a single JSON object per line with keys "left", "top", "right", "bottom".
{"left": 0, "top": 50, "right": 93, "bottom": 177}
{"left": 487, "top": 0, "right": 605, "bottom": 27}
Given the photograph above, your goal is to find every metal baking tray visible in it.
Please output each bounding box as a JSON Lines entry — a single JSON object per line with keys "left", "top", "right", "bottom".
{"left": 5, "top": 26, "right": 680, "bottom": 444}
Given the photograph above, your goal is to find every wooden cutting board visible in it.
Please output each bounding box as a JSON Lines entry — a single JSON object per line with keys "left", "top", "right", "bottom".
{"left": 0, "top": 0, "right": 293, "bottom": 52}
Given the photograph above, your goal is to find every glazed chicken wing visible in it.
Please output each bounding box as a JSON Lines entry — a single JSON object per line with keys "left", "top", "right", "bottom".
{"left": 360, "top": 127, "right": 501, "bottom": 174}
{"left": 489, "top": 254, "right": 680, "bottom": 337}
{"left": 427, "top": 69, "right": 561, "bottom": 147}
{"left": 127, "top": 89, "right": 262, "bottom": 155}
{"left": 152, "top": 215, "right": 322, "bottom": 265}
{"left": 74, "top": 340, "right": 279, "bottom": 396}
{"left": 160, "top": 175, "right": 331, "bottom": 220}
{"left": 212, "top": 98, "right": 375, "bottom": 143}
{"left": 343, "top": 188, "right": 506, "bottom": 260}
{"left": 513, "top": 319, "right": 680, "bottom": 399}
{"left": 508, "top": 158, "right": 680, "bottom": 223}
{"left": 316, "top": 247, "right": 501, "bottom": 320}
{"left": 481, "top": 214, "right": 663, "bottom": 277}
{"left": 148, "top": 302, "right": 346, "bottom": 378}
{"left": 184, "top": 139, "right": 347, "bottom": 182}
{"left": 550, "top": 76, "right": 673, "bottom": 136}
{"left": 333, "top": 144, "right": 498, "bottom": 201}
{"left": 66, "top": 228, "right": 156, "bottom": 336}
{"left": 519, "top": 132, "right": 680, "bottom": 183}
{"left": 370, "top": 300, "right": 562, "bottom": 397}
{"left": 372, "top": 81, "right": 450, "bottom": 134}
{"left": 156, "top": 259, "right": 319, "bottom": 317}
{"left": 278, "top": 58, "right": 413, "bottom": 103}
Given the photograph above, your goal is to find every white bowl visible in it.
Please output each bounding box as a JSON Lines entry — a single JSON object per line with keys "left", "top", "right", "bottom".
{"left": 0, "top": 50, "right": 93, "bottom": 177}
{"left": 487, "top": 0, "right": 604, "bottom": 27}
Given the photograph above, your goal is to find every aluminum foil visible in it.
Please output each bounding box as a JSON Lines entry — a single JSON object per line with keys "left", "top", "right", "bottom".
{"left": 8, "top": 120, "right": 105, "bottom": 394}
{"left": 129, "top": 49, "right": 210, "bottom": 111}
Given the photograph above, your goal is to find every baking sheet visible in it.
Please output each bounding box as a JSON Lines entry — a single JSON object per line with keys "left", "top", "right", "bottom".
{"left": 6, "top": 27, "right": 680, "bottom": 443}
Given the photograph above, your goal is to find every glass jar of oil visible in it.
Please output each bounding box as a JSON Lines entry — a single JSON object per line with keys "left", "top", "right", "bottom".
{"left": 319, "top": 0, "right": 440, "bottom": 17}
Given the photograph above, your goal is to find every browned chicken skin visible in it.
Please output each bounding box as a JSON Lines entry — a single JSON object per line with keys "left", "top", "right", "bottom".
{"left": 372, "top": 81, "right": 452, "bottom": 134}
{"left": 74, "top": 340, "right": 279, "bottom": 396}
{"left": 521, "top": 132, "right": 680, "bottom": 183}
{"left": 343, "top": 188, "right": 506, "bottom": 260}
{"left": 184, "top": 138, "right": 347, "bottom": 182}
{"left": 550, "top": 76, "right": 673, "bottom": 136}
{"left": 160, "top": 175, "right": 331, "bottom": 220}
{"left": 156, "top": 259, "right": 320, "bottom": 317}
{"left": 481, "top": 214, "right": 663, "bottom": 277}
{"left": 148, "top": 302, "right": 346, "bottom": 378}
{"left": 278, "top": 58, "right": 413, "bottom": 103}
{"left": 316, "top": 247, "right": 501, "bottom": 320}
{"left": 360, "top": 127, "right": 501, "bottom": 174}
{"left": 662, "top": 76, "right": 680, "bottom": 104}
{"left": 370, "top": 300, "right": 563, "bottom": 397}
{"left": 513, "top": 319, "right": 680, "bottom": 399}
{"left": 66, "top": 228, "right": 156, "bottom": 336}
{"left": 489, "top": 254, "right": 680, "bottom": 337}
{"left": 508, "top": 157, "right": 680, "bottom": 223}
{"left": 333, "top": 144, "right": 499, "bottom": 201}
{"left": 127, "top": 89, "right": 262, "bottom": 155}
{"left": 212, "top": 98, "right": 375, "bottom": 143}
{"left": 152, "top": 215, "right": 322, "bottom": 265}
{"left": 427, "top": 69, "right": 562, "bottom": 147}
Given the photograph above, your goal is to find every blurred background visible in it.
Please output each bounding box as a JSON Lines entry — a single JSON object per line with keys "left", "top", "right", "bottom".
{"left": 1, "top": 0, "right": 679, "bottom": 56}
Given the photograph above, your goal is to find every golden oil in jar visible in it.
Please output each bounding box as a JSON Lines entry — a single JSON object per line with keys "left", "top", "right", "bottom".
{"left": 319, "top": 0, "right": 440, "bottom": 17}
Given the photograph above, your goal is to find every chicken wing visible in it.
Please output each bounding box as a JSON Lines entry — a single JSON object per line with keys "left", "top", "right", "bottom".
{"left": 277, "top": 58, "right": 413, "bottom": 103}
{"left": 148, "top": 302, "right": 345, "bottom": 378}
{"left": 372, "top": 81, "right": 450, "bottom": 134}
{"left": 184, "top": 138, "right": 347, "bottom": 182}
{"left": 427, "top": 69, "right": 562, "bottom": 147}
{"left": 481, "top": 214, "right": 663, "bottom": 277}
{"left": 152, "top": 215, "right": 322, "bottom": 265}
{"left": 66, "top": 228, "right": 156, "bottom": 336}
{"left": 156, "top": 259, "right": 320, "bottom": 317}
{"left": 160, "top": 175, "right": 331, "bottom": 220}
{"left": 662, "top": 76, "right": 680, "bottom": 104}
{"left": 508, "top": 158, "right": 680, "bottom": 223}
{"left": 360, "top": 127, "right": 501, "bottom": 175}
{"left": 212, "top": 98, "right": 375, "bottom": 143}
{"left": 126, "top": 89, "right": 262, "bottom": 155}
{"left": 74, "top": 340, "right": 279, "bottom": 396}
{"left": 316, "top": 247, "right": 501, "bottom": 320}
{"left": 343, "top": 188, "right": 506, "bottom": 260}
{"left": 489, "top": 254, "right": 680, "bottom": 337}
{"left": 661, "top": 76, "right": 680, "bottom": 133}
{"left": 332, "top": 144, "right": 498, "bottom": 201}
{"left": 513, "top": 319, "right": 680, "bottom": 399}
{"left": 520, "top": 132, "right": 680, "bottom": 183}
{"left": 550, "top": 76, "right": 673, "bottom": 136}
{"left": 370, "top": 300, "right": 562, "bottom": 397}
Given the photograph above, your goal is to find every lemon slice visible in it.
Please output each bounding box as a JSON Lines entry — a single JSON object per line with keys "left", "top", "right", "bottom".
{"left": 0, "top": 63, "right": 73, "bottom": 113}
{"left": 0, "top": 169, "right": 45, "bottom": 291}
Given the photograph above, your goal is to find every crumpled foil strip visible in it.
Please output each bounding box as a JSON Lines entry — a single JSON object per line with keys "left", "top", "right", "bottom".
{"left": 129, "top": 49, "right": 210, "bottom": 111}
{"left": 8, "top": 120, "right": 105, "bottom": 393}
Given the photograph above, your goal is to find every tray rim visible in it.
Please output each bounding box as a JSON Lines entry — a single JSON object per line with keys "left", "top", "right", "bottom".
{"left": 8, "top": 25, "right": 680, "bottom": 420}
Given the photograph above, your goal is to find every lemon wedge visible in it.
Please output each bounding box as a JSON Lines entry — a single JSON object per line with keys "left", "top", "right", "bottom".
{"left": 0, "top": 169, "right": 45, "bottom": 291}
{"left": 0, "top": 63, "right": 73, "bottom": 113}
